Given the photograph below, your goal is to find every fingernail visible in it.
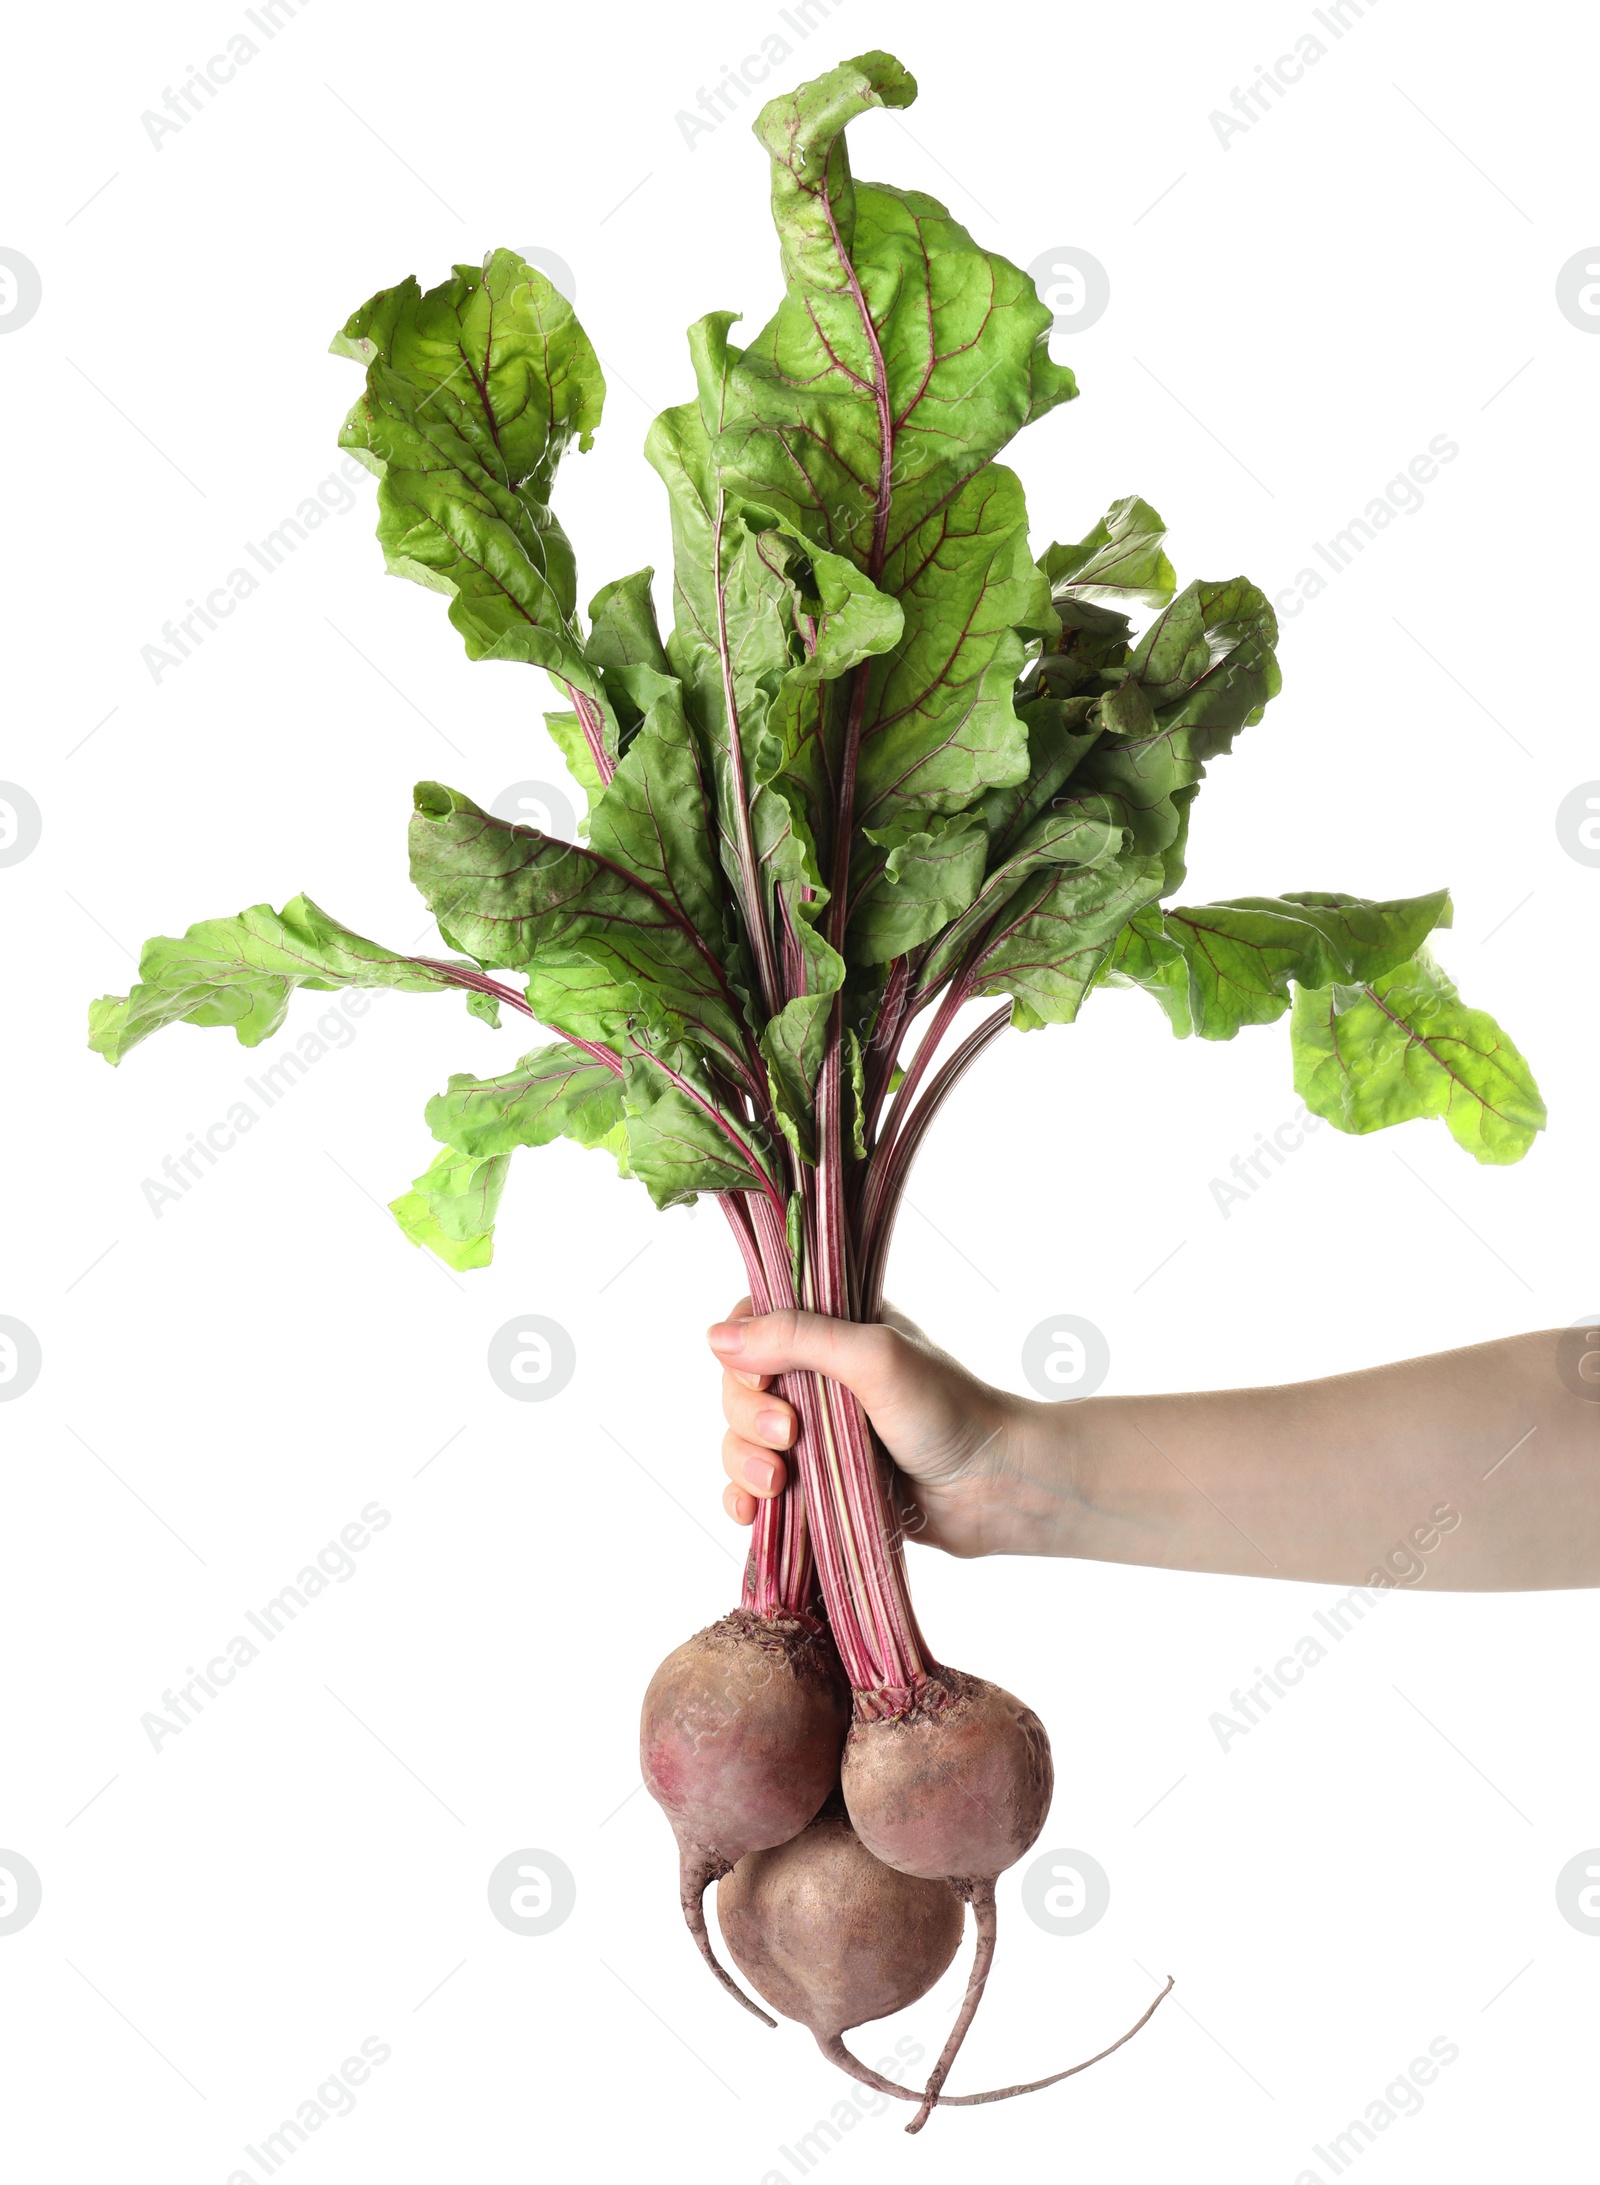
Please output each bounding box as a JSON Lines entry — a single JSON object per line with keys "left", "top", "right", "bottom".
{"left": 742, "top": 1455, "right": 779, "bottom": 1493}
{"left": 708, "top": 1322, "right": 744, "bottom": 1356}
{"left": 755, "top": 1408, "right": 789, "bottom": 1444}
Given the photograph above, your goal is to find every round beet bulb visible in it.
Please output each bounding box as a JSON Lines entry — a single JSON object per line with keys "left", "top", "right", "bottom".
{"left": 641, "top": 1609, "right": 848, "bottom": 2022}
{"left": 716, "top": 1801, "right": 1171, "bottom": 2123}
{"left": 841, "top": 1670, "right": 1053, "bottom": 2125}
{"left": 715, "top": 1803, "right": 964, "bottom": 2077}
{"left": 842, "top": 1669, "right": 1053, "bottom": 1881}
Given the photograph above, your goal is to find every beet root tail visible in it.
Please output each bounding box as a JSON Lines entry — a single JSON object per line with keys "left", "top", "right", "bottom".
{"left": 932, "top": 1972, "right": 1176, "bottom": 2108}
{"left": 814, "top": 1973, "right": 1177, "bottom": 2116}
{"left": 816, "top": 2033, "right": 926, "bottom": 2100}
{"left": 680, "top": 1849, "right": 776, "bottom": 2027}
{"left": 905, "top": 1880, "right": 997, "bottom": 2132}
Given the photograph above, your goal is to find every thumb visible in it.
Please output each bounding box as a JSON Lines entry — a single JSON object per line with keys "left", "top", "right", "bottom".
{"left": 707, "top": 1308, "right": 905, "bottom": 1412}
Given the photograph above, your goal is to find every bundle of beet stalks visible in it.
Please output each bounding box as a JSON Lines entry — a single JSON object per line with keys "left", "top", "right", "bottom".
{"left": 92, "top": 41, "right": 1544, "bottom": 2137}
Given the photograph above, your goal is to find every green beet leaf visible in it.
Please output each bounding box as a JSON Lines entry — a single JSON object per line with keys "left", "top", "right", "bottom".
{"left": 425, "top": 1041, "right": 629, "bottom": 1159}
{"left": 91, "top": 49, "right": 1545, "bottom": 1283}
{"left": 1110, "top": 889, "right": 1454, "bottom": 1040}
{"left": 390, "top": 1144, "right": 511, "bottom": 1271}
{"left": 90, "top": 896, "right": 496, "bottom": 1063}
{"left": 1292, "top": 951, "right": 1547, "bottom": 1165}
{"left": 1040, "top": 496, "right": 1177, "bottom": 611}
{"left": 334, "top": 249, "right": 617, "bottom": 754}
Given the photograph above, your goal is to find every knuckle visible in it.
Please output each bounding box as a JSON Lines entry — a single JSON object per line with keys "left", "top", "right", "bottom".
{"left": 855, "top": 1323, "right": 899, "bottom": 1381}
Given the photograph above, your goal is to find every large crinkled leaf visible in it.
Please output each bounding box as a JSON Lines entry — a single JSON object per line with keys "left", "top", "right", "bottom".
{"left": 586, "top": 676, "right": 733, "bottom": 966}
{"left": 89, "top": 896, "right": 488, "bottom": 1062}
{"left": 582, "top": 568, "right": 672, "bottom": 744}
{"left": 585, "top": 568, "right": 670, "bottom": 681}
{"left": 334, "top": 249, "right": 615, "bottom": 742}
{"left": 390, "top": 1143, "right": 509, "bottom": 1271}
{"left": 759, "top": 992, "right": 837, "bottom": 1162}
{"left": 729, "top": 53, "right": 1077, "bottom": 557}
{"left": 1066, "top": 683, "right": 1198, "bottom": 862}
{"left": 648, "top": 378, "right": 899, "bottom": 857}
{"left": 850, "top": 812, "right": 990, "bottom": 964}
{"left": 1037, "top": 576, "right": 1280, "bottom": 890}
{"left": 1109, "top": 889, "right": 1454, "bottom": 1040}
{"left": 645, "top": 394, "right": 861, "bottom": 1117}
{"left": 646, "top": 384, "right": 815, "bottom": 852}
{"left": 514, "top": 953, "right": 638, "bottom": 1052}
{"left": 1040, "top": 496, "right": 1177, "bottom": 611}
{"left": 1292, "top": 950, "right": 1546, "bottom": 1165}
{"left": 964, "top": 848, "right": 1169, "bottom": 1028}
{"left": 731, "top": 508, "right": 902, "bottom": 1006}
{"left": 542, "top": 707, "right": 606, "bottom": 828}
{"left": 623, "top": 1063, "right": 779, "bottom": 1208}
{"left": 979, "top": 695, "right": 1104, "bottom": 853}
{"left": 655, "top": 55, "right": 1075, "bottom": 851}
{"left": 853, "top": 465, "right": 1049, "bottom": 833}
{"left": 916, "top": 796, "right": 1125, "bottom": 995}
{"left": 407, "top": 781, "right": 752, "bottom": 1079}
{"left": 425, "top": 1041, "right": 628, "bottom": 1157}
{"left": 418, "top": 1032, "right": 768, "bottom": 1221}
{"left": 1119, "top": 576, "right": 1280, "bottom": 763}
{"left": 753, "top": 506, "right": 906, "bottom": 698}
{"left": 333, "top": 247, "right": 603, "bottom": 475}
{"left": 1033, "top": 597, "right": 1140, "bottom": 699}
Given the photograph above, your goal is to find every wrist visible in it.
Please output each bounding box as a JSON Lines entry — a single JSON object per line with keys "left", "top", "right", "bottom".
{"left": 971, "top": 1392, "right": 1092, "bottom": 1558}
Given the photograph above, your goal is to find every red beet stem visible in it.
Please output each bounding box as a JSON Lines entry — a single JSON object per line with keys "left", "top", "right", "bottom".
{"left": 858, "top": 1003, "right": 1011, "bottom": 1323}
{"left": 742, "top": 1191, "right": 931, "bottom": 1705}
{"left": 721, "top": 1194, "right": 814, "bottom": 1621}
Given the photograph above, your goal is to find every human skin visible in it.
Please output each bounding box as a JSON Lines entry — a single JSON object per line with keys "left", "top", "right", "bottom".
{"left": 709, "top": 1307, "right": 1600, "bottom": 1591}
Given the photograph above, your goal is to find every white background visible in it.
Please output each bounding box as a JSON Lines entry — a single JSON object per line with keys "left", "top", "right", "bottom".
{"left": 2, "top": 1, "right": 1596, "bottom": 2179}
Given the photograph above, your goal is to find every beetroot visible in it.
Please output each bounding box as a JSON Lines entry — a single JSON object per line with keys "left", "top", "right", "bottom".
{"left": 641, "top": 1609, "right": 847, "bottom": 2022}
{"left": 842, "top": 1671, "right": 1053, "bottom": 1883}
{"left": 718, "top": 1805, "right": 1175, "bottom": 2117}
{"left": 717, "top": 1804, "right": 963, "bottom": 2072}
{"left": 842, "top": 1670, "right": 1053, "bottom": 2124}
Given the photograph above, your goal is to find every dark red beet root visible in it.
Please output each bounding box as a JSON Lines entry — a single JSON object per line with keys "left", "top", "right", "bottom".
{"left": 842, "top": 1670, "right": 1053, "bottom": 1882}
{"left": 840, "top": 1670, "right": 1053, "bottom": 2126}
{"left": 641, "top": 1610, "right": 848, "bottom": 2022}
{"left": 718, "top": 1805, "right": 1176, "bottom": 2123}
{"left": 715, "top": 1804, "right": 964, "bottom": 2072}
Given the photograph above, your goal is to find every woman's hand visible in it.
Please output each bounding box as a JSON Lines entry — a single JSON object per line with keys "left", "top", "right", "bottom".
{"left": 709, "top": 1301, "right": 1068, "bottom": 1560}
{"left": 708, "top": 1313, "right": 1600, "bottom": 1589}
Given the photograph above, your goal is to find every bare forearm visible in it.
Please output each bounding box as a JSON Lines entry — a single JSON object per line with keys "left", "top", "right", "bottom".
{"left": 1001, "top": 1332, "right": 1600, "bottom": 1590}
